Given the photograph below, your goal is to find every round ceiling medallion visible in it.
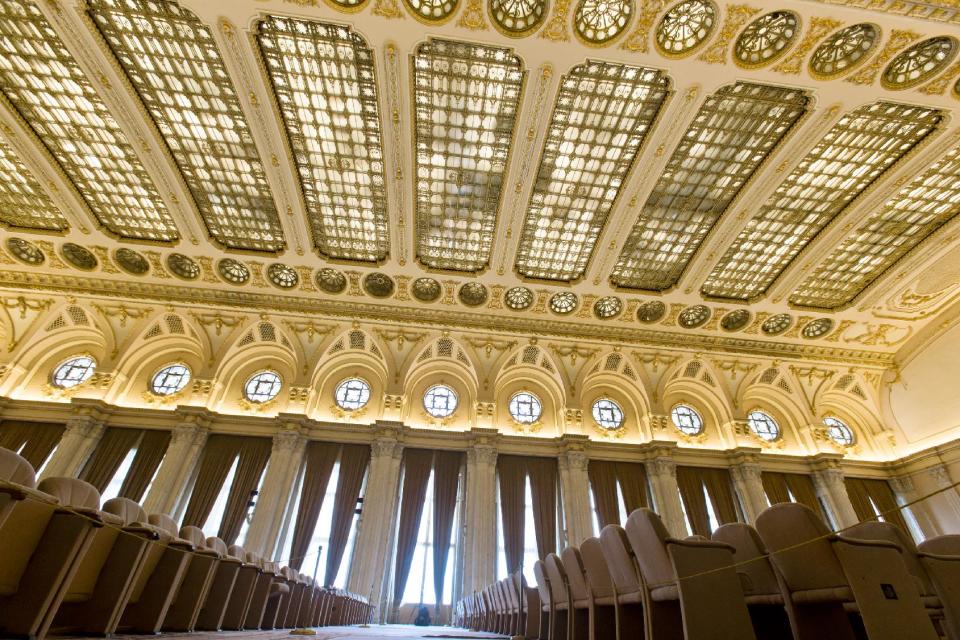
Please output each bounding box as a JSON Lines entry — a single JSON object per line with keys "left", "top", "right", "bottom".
{"left": 734, "top": 11, "right": 799, "bottom": 68}
{"left": 404, "top": 0, "right": 458, "bottom": 22}
{"left": 678, "top": 304, "right": 711, "bottom": 328}
{"left": 363, "top": 272, "right": 395, "bottom": 297}
{"left": 882, "top": 36, "right": 958, "bottom": 89}
{"left": 167, "top": 253, "right": 200, "bottom": 280}
{"left": 6, "top": 237, "right": 44, "bottom": 265}
{"left": 809, "top": 23, "right": 879, "bottom": 79}
{"left": 316, "top": 268, "right": 347, "bottom": 294}
{"left": 761, "top": 313, "right": 792, "bottom": 336}
{"left": 593, "top": 296, "right": 623, "bottom": 319}
{"left": 574, "top": 0, "right": 633, "bottom": 44}
{"left": 549, "top": 291, "right": 578, "bottom": 315}
{"left": 637, "top": 301, "right": 666, "bottom": 323}
{"left": 504, "top": 286, "right": 534, "bottom": 311}
{"left": 802, "top": 318, "right": 834, "bottom": 339}
{"left": 411, "top": 277, "right": 442, "bottom": 302}
{"left": 218, "top": 258, "right": 250, "bottom": 285}
{"left": 490, "top": 0, "right": 547, "bottom": 35}
{"left": 656, "top": 0, "right": 716, "bottom": 57}
{"left": 459, "top": 282, "right": 489, "bottom": 306}
{"left": 267, "top": 263, "right": 299, "bottom": 289}
{"left": 720, "top": 309, "right": 751, "bottom": 331}
{"left": 61, "top": 243, "right": 97, "bottom": 270}
{"left": 114, "top": 248, "right": 149, "bottom": 275}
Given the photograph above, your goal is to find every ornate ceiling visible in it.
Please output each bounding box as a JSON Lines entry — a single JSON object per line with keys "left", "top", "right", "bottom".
{"left": 2, "top": 0, "right": 960, "bottom": 363}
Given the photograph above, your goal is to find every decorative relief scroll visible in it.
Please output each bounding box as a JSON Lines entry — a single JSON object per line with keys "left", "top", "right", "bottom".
{"left": 697, "top": 5, "right": 760, "bottom": 65}
{"left": 845, "top": 29, "right": 921, "bottom": 86}
{"left": 772, "top": 17, "right": 841, "bottom": 75}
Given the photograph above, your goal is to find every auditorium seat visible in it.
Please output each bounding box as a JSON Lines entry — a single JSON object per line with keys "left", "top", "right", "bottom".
{"left": 624, "top": 508, "right": 755, "bottom": 640}
{"left": 220, "top": 544, "right": 260, "bottom": 630}
{"left": 0, "top": 475, "right": 101, "bottom": 639}
{"left": 563, "top": 544, "right": 615, "bottom": 640}
{"left": 243, "top": 553, "right": 275, "bottom": 629}
{"left": 0, "top": 447, "right": 38, "bottom": 529}
{"left": 261, "top": 562, "right": 291, "bottom": 629}
{"left": 597, "top": 524, "right": 646, "bottom": 640}
{"left": 194, "top": 535, "right": 243, "bottom": 630}
{"left": 545, "top": 554, "right": 572, "bottom": 640}
{"left": 47, "top": 483, "right": 157, "bottom": 636}
{"left": 755, "top": 502, "right": 938, "bottom": 640}
{"left": 711, "top": 523, "right": 792, "bottom": 640}
{"left": 578, "top": 537, "right": 620, "bottom": 640}
{"left": 162, "top": 525, "right": 220, "bottom": 632}
{"left": 534, "top": 559, "right": 556, "bottom": 640}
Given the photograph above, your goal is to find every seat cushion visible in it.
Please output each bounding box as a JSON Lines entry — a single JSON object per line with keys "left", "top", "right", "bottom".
{"left": 791, "top": 586, "right": 854, "bottom": 604}
{"left": 37, "top": 477, "right": 100, "bottom": 509}
{"left": 0, "top": 448, "right": 35, "bottom": 487}
{"left": 650, "top": 584, "right": 679, "bottom": 602}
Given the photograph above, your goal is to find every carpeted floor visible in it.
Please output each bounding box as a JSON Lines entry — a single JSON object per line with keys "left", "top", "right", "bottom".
{"left": 55, "top": 625, "right": 506, "bottom": 640}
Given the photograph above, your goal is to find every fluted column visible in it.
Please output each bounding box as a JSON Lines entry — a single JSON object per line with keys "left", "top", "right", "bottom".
{"left": 243, "top": 427, "right": 307, "bottom": 556}
{"left": 729, "top": 452, "right": 767, "bottom": 523}
{"left": 39, "top": 410, "right": 106, "bottom": 480}
{"left": 347, "top": 426, "right": 403, "bottom": 621}
{"left": 461, "top": 442, "right": 497, "bottom": 594}
{"left": 559, "top": 449, "right": 593, "bottom": 545}
{"left": 811, "top": 462, "right": 858, "bottom": 529}
{"left": 141, "top": 413, "right": 210, "bottom": 516}
{"left": 645, "top": 454, "right": 687, "bottom": 537}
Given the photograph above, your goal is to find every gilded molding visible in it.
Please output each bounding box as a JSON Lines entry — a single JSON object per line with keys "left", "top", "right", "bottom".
{"left": 918, "top": 58, "right": 960, "bottom": 94}
{"left": 619, "top": 0, "right": 666, "bottom": 53}
{"left": 373, "top": 0, "right": 405, "bottom": 18}
{"left": 845, "top": 29, "right": 921, "bottom": 86}
{"left": 539, "top": 0, "right": 571, "bottom": 41}
{"left": 772, "top": 17, "right": 842, "bottom": 75}
{"left": 697, "top": 4, "right": 760, "bottom": 65}
{"left": 457, "top": 0, "right": 489, "bottom": 29}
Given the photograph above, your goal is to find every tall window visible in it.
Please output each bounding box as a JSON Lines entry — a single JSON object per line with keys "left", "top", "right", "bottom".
{"left": 497, "top": 475, "right": 539, "bottom": 583}
{"left": 400, "top": 469, "right": 460, "bottom": 605}
{"left": 202, "top": 455, "right": 239, "bottom": 534}
{"left": 100, "top": 446, "right": 138, "bottom": 502}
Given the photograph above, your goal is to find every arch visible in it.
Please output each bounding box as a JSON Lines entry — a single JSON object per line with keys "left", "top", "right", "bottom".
{"left": 660, "top": 358, "right": 735, "bottom": 447}
{"left": 307, "top": 328, "right": 389, "bottom": 423}
{"left": 740, "top": 370, "right": 815, "bottom": 453}
{"left": 579, "top": 351, "right": 651, "bottom": 440}
{"left": 493, "top": 344, "right": 566, "bottom": 436}
{"left": 402, "top": 336, "right": 480, "bottom": 430}
{"left": 815, "top": 375, "right": 889, "bottom": 456}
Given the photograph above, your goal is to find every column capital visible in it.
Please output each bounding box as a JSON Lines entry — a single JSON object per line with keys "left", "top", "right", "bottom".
{"left": 928, "top": 464, "right": 953, "bottom": 488}
{"left": 559, "top": 449, "right": 589, "bottom": 472}
{"left": 272, "top": 428, "right": 306, "bottom": 452}
{"left": 889, "top": 474, "right": 915, "bottom": 494}
{"left": 467, "top": 444, "right": 497, "bottom": 466}
{"left": 647, "top": 455, "right": 677, "bottom": 477}
{"left": 371, "top": 435, "right": 401, "bottom": 459}
{"left": 170, "top": 420, "right": 209, "bottom": 445}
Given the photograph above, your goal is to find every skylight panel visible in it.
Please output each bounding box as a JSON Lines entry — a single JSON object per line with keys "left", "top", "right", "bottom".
{"left": 0, "top": 137, "right": 67, "bottom": 230}
{"left": 701, "top": 101, "right": 941, "bottom": 300}
{"left": 258, "top": 16, "right": 388, "bottom": 262}
{"left": 791, "top": 144, "right": 960, "bottom": 308}
{"left": 91, "top": 0, "right": 285, "bottom": 252}
{"left": 515, "top": 61, "right": 669, "bottom": 281}
{"left": 412, "top": 39, "right": 524, "bottom": 272}
{"left": 0, "top": 0, "right": 177, "bottom": 241}
{"left": 610, "top": 82, "right": 808, "bottom": 291}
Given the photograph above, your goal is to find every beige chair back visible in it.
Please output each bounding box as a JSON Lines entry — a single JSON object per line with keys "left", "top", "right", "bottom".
{"left": 624, "top": 508, "right": 676, "bottom": 587}
{"left": 544, "top": 553, "right": 569, "bottom": 605}
{"left": 148, "top": 513, "right": 179, "bottom": 538}
{"left": 598, "top": 525, "right": 643, "bottom": 595}
{"left": 755, "top": 502, "right": 847, "bottom": 592}
{"left": 712, "top": 523, "right": 780, "bottom": 596}
{"left": 37, "top": 477, "right": 100, "bottom": 509}
{"left": 560, "top": 546, "right": 590, "bottom": 602}
{"left": 533, "top": 559, "right": 553, "bottom": 606}
{"left": 579, "top": 536, "right": 615, "bottom": 600}
{"left": 847, "top": 521, "right": 934, "bottom": 596}
{"left": 103, "top": 497, "right": 147, "bottom": 525}
{"left": 206, "top": 536, "right": 229, "bottom": 556}
{"left": 919, "top": 534, "right": 960, "bottom": 556}
{"left": 179, "top": 525, "right": 207, "bottom": 548}
{"left": 0, "top": 447, "right": 36, "bottom": 487}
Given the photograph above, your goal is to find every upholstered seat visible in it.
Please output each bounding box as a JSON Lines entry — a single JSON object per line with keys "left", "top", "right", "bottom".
{"left": 561, "top": 544, "right": 615, "bottom": 640}
{"left": 162, "top": 525, "right": 221, "bottom": 632}
{"left": 0, "top": 447, "right": 39, "bottom": 529}
{"left": 193, "top": 535, "right": 242, "bottom": 631}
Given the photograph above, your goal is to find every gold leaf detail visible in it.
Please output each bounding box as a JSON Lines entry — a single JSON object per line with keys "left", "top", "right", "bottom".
{"left": 697, "top": 4, "right": 761, "bottom": 65}
{"left": 845, "top": 29, "right": 921, "bottom": 86}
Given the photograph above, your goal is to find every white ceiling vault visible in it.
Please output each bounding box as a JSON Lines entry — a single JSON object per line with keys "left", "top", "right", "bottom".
{"left": 2, "top": 0, "right": 960, "bottom": 361}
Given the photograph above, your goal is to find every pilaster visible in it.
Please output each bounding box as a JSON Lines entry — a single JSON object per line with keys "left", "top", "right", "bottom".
{"left": 926, "top": 464, "right": 960, "bottom": 533}
{"left": 39, "top": 400, "right": 110, "bottom": 480}
{"left": 728, "top": 449, "right": 767, "bottom": 523}
{"left": 645, "top": 446, "right": 686, "bottom": 537}
{"left": 558, "top": 435, "right": 592, "bottom": 545}
{"left": 141, "top": 409, "right": 211, "bottom": 516}
{"left": 811, "top": 456, "right": 858, "bottom": 529}
{"left": 890, "top": 473, "right": 941, "bottom": 539}
{"left": 461, "top": 432, "right": 498, "bottom": 595}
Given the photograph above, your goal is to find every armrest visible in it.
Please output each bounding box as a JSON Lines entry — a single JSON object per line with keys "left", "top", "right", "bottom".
{"left": 169, "top": 539, "right": 196, "bottom": 551}
{"left": 122, "top": 524, "right": 161, "bottom": 541}
{"left": 219, "top": 555, "right": 243, "bottom": 565}
{"left": 61, "top": 506, "right": 106, "bottom": 526}
{"left": 834, "top": 536, "right": 903, "bottom": 552}
{"left": 918, "top": 551, "right": 960, "bottom": 562}
{"left": 667, "top": 537, "right": 737, "bottom": 553}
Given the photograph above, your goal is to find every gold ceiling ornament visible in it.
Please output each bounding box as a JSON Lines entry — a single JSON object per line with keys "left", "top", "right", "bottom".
{"left": 844, "top": 323, "right": 910, "bottom": 347}
{"left": 458, "top": 0, "right": 489, "bottom": 29}
{"left": 89, "top": 247, "right": 120, "bottom": 274}
{"left": 488, "top": 0, "right": 546, "bottom": 35}
{"left": 654, "top": 0, "right": 717, "bottom": 57}
{"left": 772, "top": 16, "right": 841, "bottom": 75}
{"left": 733, "top": 10, "right": 800, "bottom": 69}
{"left": 91, "top": 303, "right": 152, "bottom": 328}
{"left": 918, "top": 57, "right": 960, "bottom": 94}
{"left": 808, "top": 22, "right": 881, "bottom": 79}
{"left": 882, "top": 35, "right": 958, "bottom": 89}
{"left": 620, "top": 0, "right": 665, "bottom": 53}
{"left": 382, "top": 42, "right": 407, "bottom": 266}
{"left": 372, "top": 0, "right": 405, "bottom": 18}
{"left": 573, "top": 0, "right": 633, "bottom": 45}
{"left": 822, "top": 319, "right": 855, "bottom": 343}
{"left": 697, "top": 4, "right": 760, "bottom": 64}
{"left": 403, "top": 0, "right": 460, "bottom": 22}
{"left": 845, "top": 29, "right": 922, "bottom": 86}
{"left": 257, "top": 17, "right": 389, "bottom": 262}
{"left": 539, "top": 0, "right": 572, "bottom": 41}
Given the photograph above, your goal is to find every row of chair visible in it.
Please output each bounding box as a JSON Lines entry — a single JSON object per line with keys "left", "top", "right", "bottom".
{"left": 460, "top": 503, "right": 960, "bottom": 640}
{"left": 455, "top": 571, "right": 542, "bottom": 637}
{"left": 0, "top": 447, "right": 371, "bottom": 639}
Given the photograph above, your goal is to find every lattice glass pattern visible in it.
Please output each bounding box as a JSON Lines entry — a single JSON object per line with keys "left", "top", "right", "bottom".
{"left": 656, "top": 0, "right": 716, "bottom": 56}
{"left": 791, "top": 145, "right": 960, "bottom": 308}
{"left": 489, "top": 0, "right": 546, "bottom": 35}
{"left": 0, "top": 0, "right": 176, "bottom": 241}
{"left": 611, "top": 83, "right": 808, "bottom": 291}
{"left": 91, "top": 0, "right": 282, "bottom": 251}
{"left": 809, "top": 23, "right": 879, "bottom": 79}
{"left": 734, "top": 11, "right": 799, "bottom": 68}
{"left": 258, "top": 17, "right": 388, "bottom": 261}
{"left": 515, "top": 62, "right": 669, "bottom": 281}
{"left": 702, "top": 101, "right": 941, "bottom": 300}
{"left": 574, "top": 0, "right": 632, "bottom": 44}
{"left": 413, "top": 39, "right": 523, "bottom": 272}
{"left": 0, "top": 137, "right": 66, "bottom": 230}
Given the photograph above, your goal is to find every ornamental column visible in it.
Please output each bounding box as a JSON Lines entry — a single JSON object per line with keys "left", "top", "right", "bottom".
{"left": 728, "top": 451, "right": 768, "bottom": 523}
{"left": 243, "top": 426, "right": 307, "bottom": 557}
{"left": 142, "top": 410, "right": 210, "bottom": 516}
{"left": 39, "top": 401, "right": 110, "bottom": 480}
{"left": 925, "top": 465, "right": 960, "bottom": 533}
{"left": 559, "top": 441, "right": 593, "bottom": 545}
{"left": 811, "top": 458, "right": 858, "bottom": 529}
{"left": 890, "top": 474, "right": 940, "bottom": 539}
{"left": 645, "top": 450, "right": 687, "bottom": 537}
{"left": 461, "top": 439, "right": 498, "bottom": 595}
{"left": 347, "top": 424, "right": 403, "bottom": 622}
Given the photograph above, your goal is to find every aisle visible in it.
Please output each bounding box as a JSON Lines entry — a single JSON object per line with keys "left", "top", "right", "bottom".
{"left": 56, "top": 625, "right": 506, "bottom": 640}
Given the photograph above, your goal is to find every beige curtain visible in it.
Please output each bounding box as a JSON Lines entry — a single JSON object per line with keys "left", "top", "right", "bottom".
{"left": 527, "top": 456, "right": 558, "bottom": 560}
{"left": 616, "top": 461, "right": 650, "bottom": 513}
{"left": 589, "top": 460, "right": 621, "bottom": 527}
{"left": 761, "top": 472, "right": 792, "bottom": 506}
{"left": 80, "top": 427, "right": 143, "bottom": 492}
{"left": 392, "top": 449, "right": 434, "bottom": 605}
{"left": 701, "top": 467, "right": 740, "bottom": 525}
{"left": 0, "top": 420, "right": 65, "bottom": 470}
{"left": 784, "top": 473, "right": 824, "bottom": 518}
{"left": 497, "top": 455, "right": 526, "bottom": 574}
{"left": 432, "top": 450, "right": 463, "bottom": 606}
{"left": 182, "top": 435, "right": 245, "bottom": 530}
{"left": 676, "top": 466, "right": 711, "bottom": 537}
{"left": 118, "top": 429, "right": 171, "bottom": 502}
{"left": 218, "top": 436, "right": 272, "bottom": 544}
{"left": 325, "top": 443, "right": 369, "bottom": 586}
{"left": 288, "top": 442, "right": 340, "bottom": 570}
{"left": 846, "top": 477, "right": 909, "bottom": 532}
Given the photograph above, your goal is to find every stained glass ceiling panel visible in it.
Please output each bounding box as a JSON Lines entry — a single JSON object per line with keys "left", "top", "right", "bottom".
{"left": 413, "top": 39, "right": 523, "bottom": 273}
{"left": 91, "top": 0, "right": 285, "bottom": 252}
{"left": 702, "top": 101, "right": 941, "bottom": 300}
{"left": 515, "top": 61, "right": 669, "bottom": 281}
{"left": 0, "top": 136, "right": 67, "bottom": 230}
{"left": 258, "top": 16, "right": 388, "bottom": 262}
{"left": 611, "top": 82, "right": 808, "bottom": 291}
{"left": 791, "top": 143, "right": 960, "bottom": 308}
{"left": 0, "top": 0, "right": 177, "bottom": 241}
